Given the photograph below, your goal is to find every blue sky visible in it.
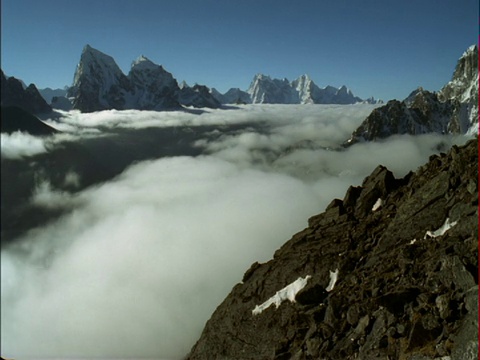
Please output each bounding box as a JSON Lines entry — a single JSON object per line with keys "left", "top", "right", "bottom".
{"left": 1, "top": 0, "right": 478, "bottom": 101}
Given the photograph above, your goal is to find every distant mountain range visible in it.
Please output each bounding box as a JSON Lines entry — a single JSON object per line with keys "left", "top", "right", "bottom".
{"left": 64, "top": 45, "right": 380, "bottom": 112}
{"left": 38, "top": 87, "right": 68, "bottom": 104}
{"left": 212, "top": 74, "right": 380, "bottom": 105}
{"left": 1, "top": 44, "right": 477, "bottom": 139}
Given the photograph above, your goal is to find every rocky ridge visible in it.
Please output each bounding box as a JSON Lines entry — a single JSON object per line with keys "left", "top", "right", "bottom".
{"left": 346, "top": 45, "right": 478, "bottom": 144}
{"left": 179, "top": 83, "right": 221, "bottom": 109}
{"left": 211, "top": 87, "right": 252, "bottom": 105}
{"left": 1, "top": 70, "right": 52, "bottom": 114}
{"left": 187, "top": 139, "right": 478, "bottom": 359}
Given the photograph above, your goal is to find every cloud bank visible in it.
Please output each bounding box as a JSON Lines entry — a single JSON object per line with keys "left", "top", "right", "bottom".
{"left": 2, "top": 156, "right": 322, "bottom": 358}
{"left": 1, "top": 131, "right": 49, "bottom": 159}
{"left": 1, "top": 105, "right": 472, "bottom": 359}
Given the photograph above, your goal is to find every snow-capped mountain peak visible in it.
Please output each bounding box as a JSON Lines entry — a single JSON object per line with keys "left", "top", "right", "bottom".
{"left": 68, "top": 45, "right": 131, "bottom": 112}
{"left": 128, "top": 54, "right": 180, "bottom": 110}
{"left": 128, "top": 55, "right": 174, "bottom": 85}
{"left": 254, "top": 73, "right": 271, "bottom": 81}
{"left": 75, "top": 44, "right": 123, "bottom": 81}
{"left": 131, "top": 55, "right": 163, "bottom": 71}
{"left": 438, "top": 44, "right": 478, "bottom": 133}
{"left": 247, "top": 74, "right": 297, "bottom": 104}
{"left": 68, "top": 45, "right": 380, "bottom": 111}
{"left": 179, "top": 81, "right": 189, "bottom": 90}
{"left": 243, "top": 74, "right": 371, "bottom": 105}
{"left": 462, "top": 44, "right": 477, "bottom": 58}
{"left": 67, "top": 45, "right": 218, "bottom": 112}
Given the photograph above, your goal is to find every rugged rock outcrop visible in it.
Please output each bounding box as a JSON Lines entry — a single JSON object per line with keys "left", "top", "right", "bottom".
{"left": 187, "top": 139, "right": 478, "bottom": 359}
{"left": 346, "top": 45, "right": 478, "bottom": 144}
{"left": 1, "top": 70, "right": 52, "bottom": 114}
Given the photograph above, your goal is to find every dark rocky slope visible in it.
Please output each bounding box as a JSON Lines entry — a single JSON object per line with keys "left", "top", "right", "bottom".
{"left": 1, "top": 106, "right": 58, "bottom": 135}
{"left": 1, "top": 70, "right": 52, "bottom": 114}
{"left": 187, "top": 139, "right": 478, "bottom": 359}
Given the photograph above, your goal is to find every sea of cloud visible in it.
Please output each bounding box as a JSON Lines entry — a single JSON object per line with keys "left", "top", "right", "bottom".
{"left": 0, "top": 131, "right": 49, "bottom": 159}
{"left": 0, "top": 105, "right": 472, "bottom": 359}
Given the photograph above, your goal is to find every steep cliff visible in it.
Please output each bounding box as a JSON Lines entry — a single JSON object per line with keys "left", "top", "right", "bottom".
{"left": 187, "top": 139, "right": 478, "bottom": 359}
{"left": 67, "top": 45, "right": 133, "bottom": 112}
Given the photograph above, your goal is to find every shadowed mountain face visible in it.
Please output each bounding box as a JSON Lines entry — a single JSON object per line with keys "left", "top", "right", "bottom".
{"left": 1, "top": 71, "right": 52, "bottom": 114}
{"left": 187, "top": 139, "right": 478, "bottom": 360}
{"left": 38, "top": 87, "right": 68, "bottom": 104}
{"left": 1, "top": 106, "right": 58, "bottom": 135}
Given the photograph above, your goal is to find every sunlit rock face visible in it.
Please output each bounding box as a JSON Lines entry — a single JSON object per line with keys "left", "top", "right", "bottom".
{"left": 438, "top": 45, "right": 478, "bottom": 134}
{"left": 248, "top": 74, "right": 298, "bottom": 104}
{"left": 187, "top": 139, "right": 478, "bottom": 360}
{"left": 346, "top": 45, "right": 478, "bottom": 145}
{"left": 245, "top": 73, "right": 373, "bottom": 105}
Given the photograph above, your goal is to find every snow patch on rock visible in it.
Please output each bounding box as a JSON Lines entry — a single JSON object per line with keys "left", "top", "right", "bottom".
{"left": 424, "top": 218, "right": 458, "bottom": 239}
{"left": 326, "top": 269, "right": 339, "bottom": 292}
{"left": 252, "top": 275, "right": 311, "bottom": 315}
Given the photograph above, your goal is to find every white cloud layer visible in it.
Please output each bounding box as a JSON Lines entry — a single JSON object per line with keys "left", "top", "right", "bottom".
{"left": 2, "top": 156, "right": 322, "bottom": 358}
{"left": 1, "top": 105, "right": 473, "bottom": 359}
{"left": 1, "top": 131, "right": 48, "bottom": 159}
{"left": 45, "top": 104, "right": 379, "bottom": 132}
